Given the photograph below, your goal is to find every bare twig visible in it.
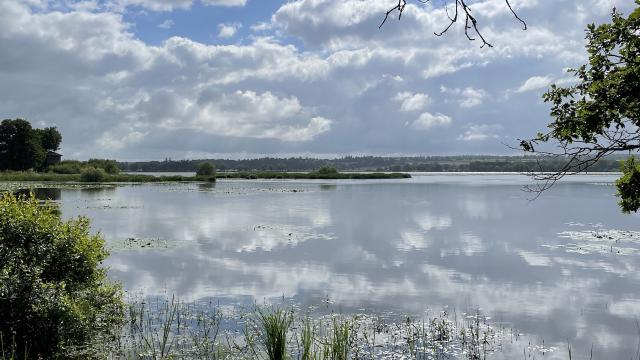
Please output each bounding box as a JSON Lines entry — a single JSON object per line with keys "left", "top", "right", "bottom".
{"left": 511, "top": 126, "right": 640, "bottom": 200}
{"left": 380, "top": 0, "right": 527, "bottom": 48}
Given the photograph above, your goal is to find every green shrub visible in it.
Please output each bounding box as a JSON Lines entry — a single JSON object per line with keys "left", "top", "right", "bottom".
{"left": 317, "top": 165, "right": 338, "bottom": 175}
{"left": 196, "top": 162, "right": 216, "bottom": 177}
{"left": 0, "top": 193, "right": 124, "bottom": 358}
{"left": 87, "top": 159, "right": 120, "bottom": 174}
{"left": 80, "top": 167, "right": 107, "bottom": 182}
{"left": 48, "top": 160, "right": 83, "bottom": 174}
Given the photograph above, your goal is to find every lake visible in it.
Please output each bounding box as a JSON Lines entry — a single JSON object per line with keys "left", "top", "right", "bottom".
{"left": 43, "top": 174, "right": 640, "bottom": 358}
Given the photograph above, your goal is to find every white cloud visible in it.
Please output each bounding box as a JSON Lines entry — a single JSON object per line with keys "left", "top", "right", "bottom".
{"left": 158, "top": 19, "right": 174, "bottom": 29}
{"left": 217, "top": 22, "right": 241, "bottom": 38}
{"left": 394, "top": 92, "right": 430, "bottom": 112}
{"left": 0, "top": 0, "right": 636, "bottom": 158}
{"left": 98, "top": 128, "right": 147, "bottom": 150}
{"left": 458, "top": 124, "right": 503, "bottom": 141}
{"left": 516, "top": 75, "right": 553, "bottom": 93}
{"left": 459, "top": 87, "right": 487, "bottom": 108}
{"left": 156, "top": 90, "right": 332, "bottom": 141}
{"left": 112, "top": 0, "right": 247, "bottom": 11}
{"left": 412, "top": 112, "right": 452, "bottom": 131}
{"left": 202, "top": 0, "right": 246, "bottom": 6}
{"left": 441, "top": 86, "right": 487, "bottom": 108}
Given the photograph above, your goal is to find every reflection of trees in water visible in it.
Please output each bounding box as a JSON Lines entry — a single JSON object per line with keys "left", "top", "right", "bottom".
{"left": 14, "top": 188, "right": 61, "bottom": 201}
{"left": 319, "top": 184, "right": 337, "bottom": 191}
{"left": 79, "top": 187, "right": 116, "bottom": 196}
{"left": 198, "top": 182, "right": 216, "bottom": 191}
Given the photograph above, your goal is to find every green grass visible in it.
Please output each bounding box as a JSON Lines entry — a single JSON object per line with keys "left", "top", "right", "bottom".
{"left": 256, "top": 308, "right": 293, "bottom": 360}
{"left": 0, "top": 171, "right": 207, "bottom": 183}
{"left": 328, "top": 318, "right": 352, "bottom": 360}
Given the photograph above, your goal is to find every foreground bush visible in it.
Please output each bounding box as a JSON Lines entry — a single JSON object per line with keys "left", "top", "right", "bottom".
{"left": 0, "top": 193, "right": 124, "bottom": 358}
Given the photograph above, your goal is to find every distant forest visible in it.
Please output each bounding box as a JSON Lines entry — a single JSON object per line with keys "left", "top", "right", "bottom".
{"left": 119, "top": 155, "right": 625, "bottom": 173}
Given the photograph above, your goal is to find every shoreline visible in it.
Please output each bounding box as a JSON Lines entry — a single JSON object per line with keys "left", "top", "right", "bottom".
{"left": 0, "top": 171, "right": 412, "bottom": 183}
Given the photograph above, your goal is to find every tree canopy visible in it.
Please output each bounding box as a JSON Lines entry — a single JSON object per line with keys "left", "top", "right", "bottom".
{"left": 196, "top": 162, "right": 216, "bottom": 177}
{"left": 520, "top": 2, "right": 640, "bottom": 211}
{"left": 37, "top": 126, "right": 62, "bottom": 152}
{"left": 0, "top": 119, "right": 62, "bottom": 171}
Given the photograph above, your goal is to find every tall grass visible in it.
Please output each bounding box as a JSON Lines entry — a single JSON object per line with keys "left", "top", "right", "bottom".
{"left": 54, "top": 297, "right": 620, "bottom": 360}
{"left": 328, "top": 318, "right": 352, "bottom": 360}
{"left": 256, "top": 308, "right": 293, "bottom": 360}
{"left": 299, "top": 318, "right": 316, "bottom": 360}
{"left": 0, "top": 333, "right": 26, "bottom": 360}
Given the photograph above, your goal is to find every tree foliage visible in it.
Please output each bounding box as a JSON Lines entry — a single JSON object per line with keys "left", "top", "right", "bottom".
{"left": 317, "top": 165, "right": 339, "bottom": 175}
{"left": 36, "top": 127, "right": 63, "bottom": 152}
{"left": 48, "top": 159, "right": 120, "bottom": 175}
{"left": 87, "top": 159, "right": 120, "bottom": 174}
{"left": 0, "top": 119, "right": 62, "bottom": 171}
{"left": 196, "top": 162, "right": 216, "bottom": 177}
{"left": 0, "top": 193, "right": 124, "bottom": 358}
{"left": 520, "top": 3, "right": 640, "bottom": 211}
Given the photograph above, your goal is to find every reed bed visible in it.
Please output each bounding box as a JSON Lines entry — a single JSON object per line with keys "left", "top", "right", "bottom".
{"left": 77, "top": 297, "right": 533, "bottom": 360}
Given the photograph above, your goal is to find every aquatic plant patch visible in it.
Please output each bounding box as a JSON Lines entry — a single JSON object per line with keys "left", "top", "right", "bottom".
{"left": 547, "top": 228, "right": 640, "bottom": 256}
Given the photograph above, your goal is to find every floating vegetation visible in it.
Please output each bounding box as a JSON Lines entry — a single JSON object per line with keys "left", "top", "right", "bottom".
{"left": 83, "top": 203, "right": 144, "bottom": 210}
{"left": 545, "top": 227, "right": 640, "bottom": 256}
{"left": 152, "top": 182, "right": 308, "bottom": 196}
{"left": 0, "top": 181, "right": 117, "bottom": 192}
{"left": 107, "top": 237, "right": 175, "bottom": 251}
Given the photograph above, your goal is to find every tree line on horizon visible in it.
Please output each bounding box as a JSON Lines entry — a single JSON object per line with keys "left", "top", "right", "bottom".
{"left": 118, "top": 155, "right": 624, "bottom": 173}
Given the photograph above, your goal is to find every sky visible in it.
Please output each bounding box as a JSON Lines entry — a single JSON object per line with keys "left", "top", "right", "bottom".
{"left": 0, "top": 0, "right": 634, "bottom": 161}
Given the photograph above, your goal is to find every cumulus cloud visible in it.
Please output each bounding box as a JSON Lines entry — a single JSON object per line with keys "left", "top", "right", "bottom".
{"left": 394, "top": 92, "right": 430, "bottom": 112}
{"left": 158, "top": 19, "right": 174, "bottom": 29}
{"left": 412, "top": 112, "right": 452, "bottom": 131}
{"left": 0, "top": 0, "right": 636, "bottom": 159}
{"left": 112, "top": 0, "right": 247, "bottom": 12}
{"left": 516, "top": 75, "right": 554, "bottom": 93}
{"left": 458, "top": 124, "right": 503, "bottom": 141}
{"left": 157, "top": 90, "right": 332, "bottom": 141}
{"left": 217, "top": 22, "right": 242, "bottom": 38}
{"left": 441, "top": 86, "right": 487, "bottom": 108}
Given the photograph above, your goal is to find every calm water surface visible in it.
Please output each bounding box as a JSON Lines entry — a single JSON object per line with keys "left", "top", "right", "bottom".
{"left": 48, "top": 174, "right": 640, "bottom": 358}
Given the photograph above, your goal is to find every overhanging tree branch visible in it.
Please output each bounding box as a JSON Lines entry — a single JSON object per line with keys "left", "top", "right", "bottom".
{"left": 515, "top": 5, "right": 640, "bottom": 211}
{"left": 380, "top": 0, "right": 527, "bottom": 48}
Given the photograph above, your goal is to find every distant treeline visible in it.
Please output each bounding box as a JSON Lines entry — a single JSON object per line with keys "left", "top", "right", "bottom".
{"left": 119, "top": 155, "right": 624, "bottom": 173}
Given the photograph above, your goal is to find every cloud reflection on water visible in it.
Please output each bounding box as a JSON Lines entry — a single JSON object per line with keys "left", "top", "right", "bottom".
{"left": 54, "top": 175, "right": 640, "bottom": 358}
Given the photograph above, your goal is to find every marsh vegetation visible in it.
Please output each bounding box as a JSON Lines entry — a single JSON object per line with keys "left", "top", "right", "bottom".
{"left": 81, "top": 297, "right": 513, "bottom": 360}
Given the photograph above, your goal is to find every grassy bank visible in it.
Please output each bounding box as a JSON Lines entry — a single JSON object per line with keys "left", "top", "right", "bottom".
{"left": 0, "top": 171, "right": 411, "bottom": 183}
{"left": 0, "top": 171, "right": 200, "bottom": 182}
